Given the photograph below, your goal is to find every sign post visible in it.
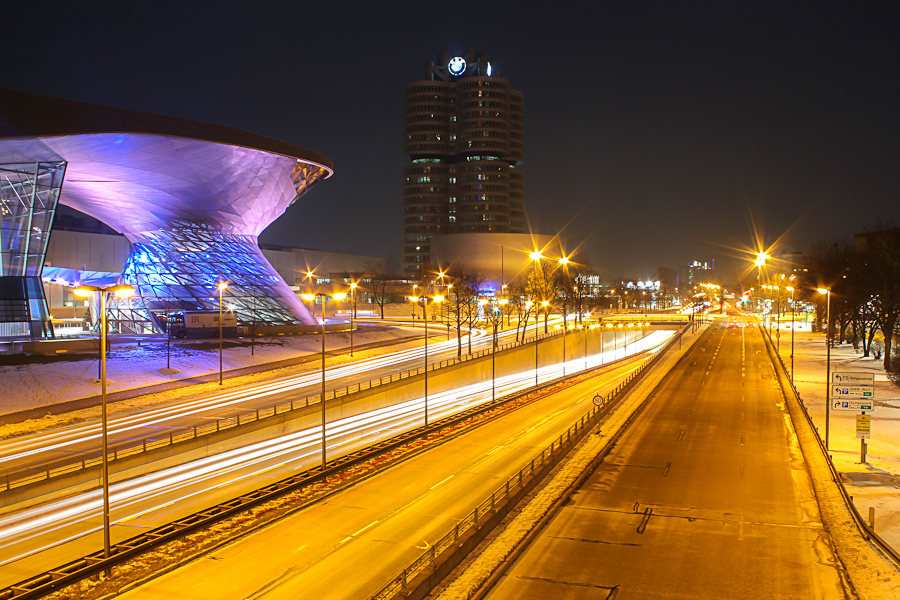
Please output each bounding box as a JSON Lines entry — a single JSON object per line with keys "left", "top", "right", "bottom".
{"left": 829, "top": 373, "right": 874, "bottom": 463}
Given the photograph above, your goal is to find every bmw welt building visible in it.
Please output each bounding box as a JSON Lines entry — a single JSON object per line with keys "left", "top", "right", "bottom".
{"left": 0, "top": 88, "right": 333, "bottom": 338}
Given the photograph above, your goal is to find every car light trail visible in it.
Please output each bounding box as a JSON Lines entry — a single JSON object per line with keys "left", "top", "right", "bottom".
{"left": 0, "top": 331, "right": 671, "bottom": 573}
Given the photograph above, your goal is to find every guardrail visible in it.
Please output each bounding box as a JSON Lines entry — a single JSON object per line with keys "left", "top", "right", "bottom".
{"left": 0, "top": 327, "right": 678, "bottom": 600}
{"left": 367, "top": 324, "right": 687, "bottom": 600}
{"left": 759, "top": 325, "right": 900, "bottom": 566}
{"left": 0, "top": 326, "right": 621, "bottom": 494}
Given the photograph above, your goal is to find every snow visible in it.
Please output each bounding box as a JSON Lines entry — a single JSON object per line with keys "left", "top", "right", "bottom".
{"left": 773, "top": 330, "right": 900, "bottom": 551}
{"left": 0, "top": 325, "right": 419, "bottom": 434}
{"left": 772, "top": 328, "right": 900, "bottom": 598}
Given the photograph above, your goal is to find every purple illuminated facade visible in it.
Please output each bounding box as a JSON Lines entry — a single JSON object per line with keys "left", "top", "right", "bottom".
{"left": 0, "top": 88, "right": 333, "bottom": 335}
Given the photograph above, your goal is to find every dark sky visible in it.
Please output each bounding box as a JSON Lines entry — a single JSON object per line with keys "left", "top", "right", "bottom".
{"left": 6, "top": 1, "right": 898, "bottom": 283}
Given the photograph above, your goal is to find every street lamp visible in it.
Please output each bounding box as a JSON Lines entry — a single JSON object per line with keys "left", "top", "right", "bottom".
{"left": 487, "top": 301, "right": 504, "bottom": 403}
{"left": 73, "top": 283, "right": 134, "bottom": 563}
{"left": 409, "top": 293, "right": 443, "bottom": 424}
{"left": 349, "top": 283, "right": 358, "bottom": 357}
{"left": 314, "top": 292, "right": 345, "bottom": 470}
{"left": 818, "top": 287, "right": 832, "bottom": 450}
{"left": 217, "top": 282, "right": 228, "bottom": 385}
{"left": 787, "top": 286, "right": 796, "bottom": 380}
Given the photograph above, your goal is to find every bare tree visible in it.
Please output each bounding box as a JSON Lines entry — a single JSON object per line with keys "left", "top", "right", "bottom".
{"left": 363, "top": 256, "right": 400, "bottom": 319}
{"left": 856, "top": 225, "right": 900, "bottom": 370}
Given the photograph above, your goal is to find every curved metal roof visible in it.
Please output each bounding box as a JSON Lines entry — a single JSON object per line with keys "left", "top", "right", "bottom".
{"left": 0, "top": 88, "right": 334, "bottom": 238}
{"left": 0, "top": 87, "right": 333, "bottom": 170}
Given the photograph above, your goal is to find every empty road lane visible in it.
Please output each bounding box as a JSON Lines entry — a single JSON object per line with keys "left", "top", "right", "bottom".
{"left": 483, "top": 324, "right": 850, "bottom": 600}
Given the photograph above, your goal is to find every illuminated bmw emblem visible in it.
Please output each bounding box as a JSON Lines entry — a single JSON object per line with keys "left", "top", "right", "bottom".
{"left": 448, "top": 56, "right": 466, "bottom": 76}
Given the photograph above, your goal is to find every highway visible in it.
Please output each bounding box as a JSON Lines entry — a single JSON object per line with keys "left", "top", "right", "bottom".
{"left": 481, "top": 324, "right": 849, "bottom": 599}
{"left": 0, "top": 323, "right": 651, "bottom": 480}
{"left": 111, "top": 331, "right": 686, "bottom": 600}
{"left": 0, "top": 330, "right": 673, "bottom": 588}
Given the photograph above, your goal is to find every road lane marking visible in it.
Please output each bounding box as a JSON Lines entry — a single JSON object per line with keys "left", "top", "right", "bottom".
{"left": 340, "top": 519, "right": 380, "bottom": 544}
{"left": 486, "top": 445, "right": 504, "bottom": 456}
{"left": 430, "top": 475, "right": 455, "bottom": 490}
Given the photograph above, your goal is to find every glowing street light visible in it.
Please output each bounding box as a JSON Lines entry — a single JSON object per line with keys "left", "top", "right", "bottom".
{"left": 313, "top": 292, "right": 345, "bottom": 470}
{"left": 216, "top": 282, "right": 228, "bottom": 385}
{"left": 411, "top": 294, "right": 443, "bottom": 424}
{"left": 818, "top": 287, "right": 832, "bottom": 449}
{"left": 73, "top": 283, "right": 134, "bottom": 564}
{"left": 349, "top": 283, "right": 358, "bottom": 357}
{"left": 787, "top": 285, "right": 796, "bottom": 380}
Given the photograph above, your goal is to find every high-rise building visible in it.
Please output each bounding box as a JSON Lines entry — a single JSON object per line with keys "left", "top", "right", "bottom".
{"left": 402, "top": 50, "right": 525, "bottom": 277}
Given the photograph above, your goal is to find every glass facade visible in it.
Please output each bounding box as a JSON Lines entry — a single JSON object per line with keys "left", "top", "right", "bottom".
{"left": 110, "top": 222, "right": 309, "bottom": 330}
{"left": 0, "top": 161, "right": 66, "bottom": 337}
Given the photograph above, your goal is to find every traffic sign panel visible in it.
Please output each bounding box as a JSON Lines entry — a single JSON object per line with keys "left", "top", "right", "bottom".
{"left": 832, "top": 399, "right": 874, "bottom": 411}
{"left": 857, "top": 414, "right": 871, "bottom": 439}
{"left": 832, "top": 372, "right": 875, "bottom": 385}
{"left": 831, "top": 384, "right": 874, "bottom": 399}
{"left": 593, "top": 394, "right": 604, "bottom": 407}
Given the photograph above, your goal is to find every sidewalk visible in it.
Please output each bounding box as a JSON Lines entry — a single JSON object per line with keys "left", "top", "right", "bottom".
{"left": 773, "top": 328, "right": 900, "bottom": 550}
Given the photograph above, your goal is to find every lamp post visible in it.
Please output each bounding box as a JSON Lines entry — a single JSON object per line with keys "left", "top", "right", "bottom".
{"left": 217, "top": 282, "right": 228, "bottom": 385}
{"left": 755, "top": 251, "right": 769, "bottom": 318}
{"left": 349, "top": 282, "right": 357, "bottom": 357}
{"left": 818, "top": 288, "right": 832, "bottom": 449}
{"left": 73, "top": 283, "right": 134, "bottom": 563}
{"left": 311, "top": 291, "right": 346, "bottom": 470}
{"left": 787, "top": 285, "right": 795, "bottom": 380}
{"left": 540, "top": 300, "right": 549, "bottom": 383}
{"left": 409, "top": 293, "right": 443, "bottom": 424}
{"left": 488, "top": 302, "right": 503, "bottom": 403}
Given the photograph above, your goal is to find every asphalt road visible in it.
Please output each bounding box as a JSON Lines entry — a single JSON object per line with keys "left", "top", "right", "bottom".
{"left": 482, "top": 324, "right": 849, "bottom": 600}
{"left": 0, "top": 325, "right": 651, "bottom": 480}
{"left": 0, "top": 332, "right": 671, "bottom": 589}
{"left": 111, "top": 345, "right": 669, "bottom": 600}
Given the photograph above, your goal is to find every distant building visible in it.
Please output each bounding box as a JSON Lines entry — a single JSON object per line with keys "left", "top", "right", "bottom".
{"left": 676, "top": 259, "right": 715, "bottom": 290}
{"left": 402, "top": 50, "right": 525, "bottom": 277}
{"left": 42, "top": 230, "right": 378, "bottom": 311}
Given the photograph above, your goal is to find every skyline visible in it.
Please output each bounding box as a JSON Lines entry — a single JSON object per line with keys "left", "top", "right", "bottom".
{"left": 4, "top": 2, "right": 898, "bottom": 282}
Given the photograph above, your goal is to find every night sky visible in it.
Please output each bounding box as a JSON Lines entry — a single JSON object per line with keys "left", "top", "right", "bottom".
{"left": 5, "top": 2, "right": 898, "bottom": 283}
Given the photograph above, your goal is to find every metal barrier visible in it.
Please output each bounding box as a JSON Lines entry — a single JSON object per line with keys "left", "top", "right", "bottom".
{"left": 759, "top": 325, "right": 900, "bottom": 566}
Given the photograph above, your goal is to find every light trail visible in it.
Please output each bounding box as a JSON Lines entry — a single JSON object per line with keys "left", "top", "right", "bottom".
{"left": 0, "top": 325, "right": 495, "bottom": 467}
{"left": 0, "top": 331, "right": 671, "bottom": 573}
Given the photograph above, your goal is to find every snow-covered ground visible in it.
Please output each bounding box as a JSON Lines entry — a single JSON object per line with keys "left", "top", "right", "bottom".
{"left": 0, "top": 325, "right": 419, "bottom": 417}
{"left": 773, "top": 328, "right": 900, "bottom": 551}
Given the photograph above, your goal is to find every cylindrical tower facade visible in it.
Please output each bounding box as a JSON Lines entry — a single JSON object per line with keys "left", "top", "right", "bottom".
{"left": 401, "top": 51, "right": 524, "bottom": 277}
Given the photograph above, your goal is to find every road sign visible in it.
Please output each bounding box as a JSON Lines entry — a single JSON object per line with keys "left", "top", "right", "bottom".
{"left": 832, "top": 399, "right": 874, "bottom": 411}
{"left": 832, "top": 372, "right": 875, "bottom": 385}
{"left": 831, "top": 385, "right": 874, "bottom": 400}
{"left": 593, "top": 394, "right": 604, "bottom": 407}
{"left": 856, "top": 414, "right": 871, "bottom": 439}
